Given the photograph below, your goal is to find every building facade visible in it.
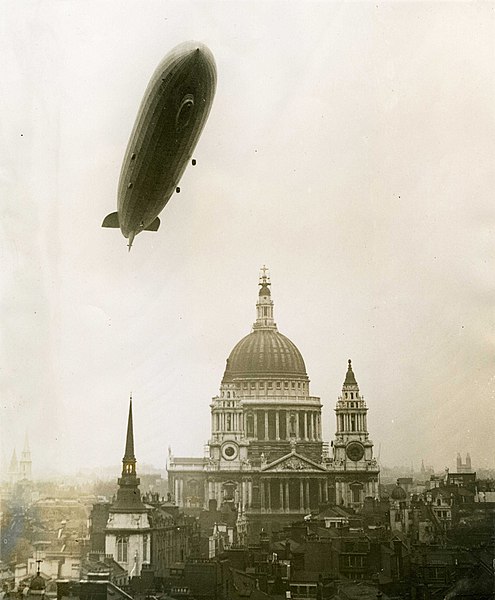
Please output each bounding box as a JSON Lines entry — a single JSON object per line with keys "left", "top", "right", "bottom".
{"left": 168, "top": 269, "right": 380, "bottom": 539}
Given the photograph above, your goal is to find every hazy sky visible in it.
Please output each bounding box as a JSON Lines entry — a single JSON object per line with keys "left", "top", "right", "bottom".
{"left": 1, "top": 1, "right": 494, "bottom": 478}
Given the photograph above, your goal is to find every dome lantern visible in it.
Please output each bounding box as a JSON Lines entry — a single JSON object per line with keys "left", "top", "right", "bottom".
{"left": 254, "top": 265, "right": 276, "bottom": 331}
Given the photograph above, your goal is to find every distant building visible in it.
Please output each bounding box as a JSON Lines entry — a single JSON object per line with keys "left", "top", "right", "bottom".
{"left": 456, "top": 452, "right": 473, "bottom": 473}
{"left": 168, "top": 268, "right": 380, "bottom": 541}
{"left": 8, "top": 433, "right": 32, "bottom": 485}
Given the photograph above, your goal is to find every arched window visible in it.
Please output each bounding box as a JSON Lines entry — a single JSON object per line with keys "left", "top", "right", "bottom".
{"left": 350, "top": 483, "right": 363, "bottom": 504}
{"left": 117, "top": 536, "right": 128, "bottom": 563}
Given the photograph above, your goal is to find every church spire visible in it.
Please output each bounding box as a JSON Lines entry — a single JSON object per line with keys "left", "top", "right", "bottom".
{"left": 19, "top": 431, "right": 32, "bottom": 481}
{"left": 123, "top": 398, "right": 136, "bottom": 469}
{"left": 253, "top": 265, "right": 277, "bottom": 330}
{"left": 113, "top": 396, "right": 144, "bottom": 510}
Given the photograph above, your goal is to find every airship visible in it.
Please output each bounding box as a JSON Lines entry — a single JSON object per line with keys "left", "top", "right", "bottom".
{"left": 102, "top": 42, "right": 217, "bottom": 250}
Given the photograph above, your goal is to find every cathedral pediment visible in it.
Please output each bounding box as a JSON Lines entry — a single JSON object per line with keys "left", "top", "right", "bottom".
{"left": 261, "top": 452, "right": 327, "bottom": 473}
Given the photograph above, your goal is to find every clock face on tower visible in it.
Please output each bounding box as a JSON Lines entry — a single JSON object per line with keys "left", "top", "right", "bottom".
{"left": 346, "top": 441, "right": 365, "bottom": 462}
{"left": 221, "top": 442, "right": 238, "bottom": 461}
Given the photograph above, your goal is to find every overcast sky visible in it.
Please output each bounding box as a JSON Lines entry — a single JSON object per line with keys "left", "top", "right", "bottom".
{"left": 1, "top": 1, "right": 494, "bottom": 478}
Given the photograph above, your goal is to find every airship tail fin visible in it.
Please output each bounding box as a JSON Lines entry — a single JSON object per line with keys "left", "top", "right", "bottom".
{"left": 143, "top": 217, "right": 160, "bottom": 231}
{"left": 102, "top": 212, "right": 120, "bottom": 228}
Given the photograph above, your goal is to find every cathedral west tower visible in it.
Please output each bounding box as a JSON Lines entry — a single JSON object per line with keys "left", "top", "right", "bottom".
{"left": 332, "top": 360, "right": 379, "bottom": 507}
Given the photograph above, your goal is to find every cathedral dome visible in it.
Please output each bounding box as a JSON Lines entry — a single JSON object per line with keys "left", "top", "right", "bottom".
{"left": 222, "top": 268, "right": 309, "bottom": 383}
{"left": 223, "top": 329, "right": 308, "bottom": 381}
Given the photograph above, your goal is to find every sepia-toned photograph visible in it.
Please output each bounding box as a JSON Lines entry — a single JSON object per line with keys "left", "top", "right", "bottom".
{"left": 1, "top": 2, "right": 494, "bottom": 599}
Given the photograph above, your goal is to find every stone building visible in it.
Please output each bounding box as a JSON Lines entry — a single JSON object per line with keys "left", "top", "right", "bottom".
{"left": 168, "top": 269, "right": 380, "bottom": 540}
{"left": 8, "top": 434, "right": 32, "bottom": 485}
{"left": 102, "top": 401, "right": 194, "bottom": 581}
{"left": 105, "top": 401, "right": 151, "bottom": 578}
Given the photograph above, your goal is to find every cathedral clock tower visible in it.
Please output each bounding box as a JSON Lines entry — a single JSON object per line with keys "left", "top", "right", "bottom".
{"left": 332, "top": 360, "right": 379, "bottom": 507}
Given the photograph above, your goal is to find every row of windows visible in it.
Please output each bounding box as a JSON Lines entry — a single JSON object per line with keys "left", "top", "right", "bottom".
{"left": 237, "top": 381, "right": 307, "bottom": 391}
{"left": 220, "top": 381, "right": 308, "bottom": 398}
{"left": 344, "top": 392, "right": 359, "bottom": 399}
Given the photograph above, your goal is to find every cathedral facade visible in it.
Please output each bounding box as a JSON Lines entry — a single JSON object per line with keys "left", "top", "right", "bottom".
{"left": 168, "top": 270, "right": 380, "bottom": 538}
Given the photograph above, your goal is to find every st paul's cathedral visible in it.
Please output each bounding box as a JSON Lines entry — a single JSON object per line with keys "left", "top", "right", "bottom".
{"left": 168, "top": 269, "right": 380, "bottom": 539}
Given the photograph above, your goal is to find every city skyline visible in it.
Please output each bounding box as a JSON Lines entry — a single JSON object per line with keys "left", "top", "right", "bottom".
{"left": 1, "top": 2, "right": 494, "bottom": 477}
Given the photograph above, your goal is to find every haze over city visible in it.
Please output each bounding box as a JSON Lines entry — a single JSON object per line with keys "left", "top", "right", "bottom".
{"left": 1, "top": 1, "right": 494, "bottom": 478}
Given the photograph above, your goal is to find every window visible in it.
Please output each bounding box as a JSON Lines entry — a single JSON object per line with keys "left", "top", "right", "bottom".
{"left": 290, "top": 415, "right": 296, "bottom": 436}
{"left": 143, "top": 534, "right": 148, "bottom": 562}
{"left": 117, "top": 537, "right": 128, "bottom": 563}
{"left": 351, "top": 483, "right": 363, "bottom": 504}
{"left": 247, "top": 414, "right": 254, "bottom": 436}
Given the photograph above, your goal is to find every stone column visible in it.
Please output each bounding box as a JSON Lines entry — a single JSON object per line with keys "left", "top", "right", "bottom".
{"left": 261, "top": 480, "right": 265, "bottom": 510}
{"left": 264, "top": 411, "right": 269, "bottom": 440}
{"left": 267, "top": 480, "right": 271, "bottom": 511}
{"left": 324, "top": 480, "right": 329, "bottom": 503}
{"left": 279, "top": 481, "right": 284, "bottom": 511}
{"left": 296, "top": 412, "right": 300, "bottom": 439}
{"left": 254, "top": 411, "right": 258, "bottom": 439}
{"left": 276, "top": 412, "right": 280, "bottom": 440}
{"left": 285, "top": 481, "right": 290, "bottom": 511}
{"left": 305, "top": 480, "right": 310, "bottom": 511}
{"left": 299, "top": 481, "right": 304, "bottom": 510}
{"left": 304, "top": 412, "right": 308, "bottom": 440}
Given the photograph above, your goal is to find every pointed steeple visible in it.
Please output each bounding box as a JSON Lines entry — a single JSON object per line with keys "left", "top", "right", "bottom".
{"left": 253, "top": 265, "right": 277, "bottom": 330}
{"left": 22, "top": 432, "right": 30, "bottom": 457}
{"left": 113, "top": 396, "right": 144, "bottom": 511}
{"left": 19, "top": 431, "right": 32, "bottom": 480}
{"left": 123, "top": 398, "right": 136, "bottom": 467}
